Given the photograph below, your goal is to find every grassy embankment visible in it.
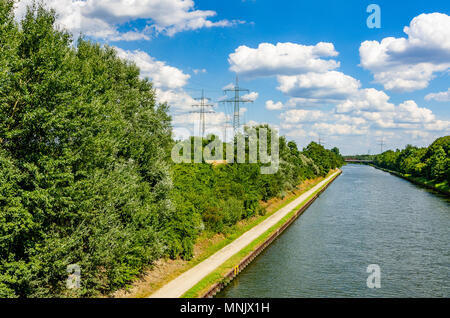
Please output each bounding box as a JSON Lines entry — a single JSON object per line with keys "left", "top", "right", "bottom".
{"left": 112, "top": 170, "right": 337, "bottom": 298}
{"left": 182, "top": 169, "right": 340, "bottom": 298}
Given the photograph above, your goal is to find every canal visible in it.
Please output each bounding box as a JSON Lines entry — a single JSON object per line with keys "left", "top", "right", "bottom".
{"left": 217, "top": 164, "right": 450, "bottom": 297}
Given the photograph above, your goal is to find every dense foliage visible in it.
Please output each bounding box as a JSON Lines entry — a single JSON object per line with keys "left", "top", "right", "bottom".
{"left": 374, "top": 136, "right": 450, "bottom": 184}
{"left": 0, "top": 2, "right": 175, "bottom": 297}
{"left": 0, "top": 2, "right": 344, "bottom": 297}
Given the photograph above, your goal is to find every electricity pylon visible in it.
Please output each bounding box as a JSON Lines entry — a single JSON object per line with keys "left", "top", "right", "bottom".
{"left": 220, "top": 76, "right": 253, "bottom": 136}
{"left": 191, "top": 89, "right": 214, "bottom": 138}
{"left": 318, "top": 134, "right": 325, "bottom": 146}
{"left": 377, "top": 137, "right": 386, "bottom": 153}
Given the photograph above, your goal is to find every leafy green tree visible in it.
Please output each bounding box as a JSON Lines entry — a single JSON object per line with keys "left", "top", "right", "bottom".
{"left": 428, "top": 146, "right": 447, "bottom": 181}
{"left": 374, "top": 136, "right": 449, "bottom": 184}
{"left": 0, "top": 2, "right": 174, "bottom": 297}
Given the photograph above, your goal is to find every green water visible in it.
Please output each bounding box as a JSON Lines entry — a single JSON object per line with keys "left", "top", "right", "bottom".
{"left": 217, "top": 164, "right": 450, "bottom": 297}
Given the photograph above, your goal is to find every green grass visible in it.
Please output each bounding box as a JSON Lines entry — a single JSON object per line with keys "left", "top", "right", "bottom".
{"left": 181, "top": 172, "right": 340, "bottom": 298}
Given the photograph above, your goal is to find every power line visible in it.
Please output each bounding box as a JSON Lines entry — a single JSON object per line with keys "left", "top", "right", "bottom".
{"left": 220, "top": 76, "right": 253, "bottom": 137}
{"left": 190, "top": 89, "right": 215, "bottom": 138}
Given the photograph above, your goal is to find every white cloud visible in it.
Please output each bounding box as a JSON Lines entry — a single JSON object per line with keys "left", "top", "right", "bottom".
{"left": 408, "top": 130, "right": 431, "bottom": 140}
{"left": 333, "top": 114, "right": 367, "bottom": 126}
{"left": 285, "top": 127, "right": 307, "bottom": 138}
{"left": 113, "top": 47, "right": 198, "bottom": 112}
{"left": 154, "top": 88, "right": 196, "bottom": 111}
{"left": 222, "top": 83, "right": 235, "bottom": 90}
{"left": 228, "top": 42, "right": 339, "bottom": 77}
{"left": 334, "top": 89, "right": 448, "bottom": 132}
{"left": 424, "top": 120, "right": 450, "bottom": 131}
{"left": 265, "top": 100, "right": 283, "bottom": 110}
{"left": 395, "top": 100, "right": 435, "bottom": 124}
{"left": 15, "top": 0, "right": 243, "bottom": 41}
{"left": 312, "top": 123, "right": 368, "bottom": 136}
{"left": 280, "top": 109, "right": 325, "bottom": 123}
{"left": 172, "top": 111, "right": 227, "bottom": 126}
{"left": 115, "top": 48, "right": 190, "bottom": 89}
{"left": 277, "top": 71, "right": 361, "bottom": 99}
{"left": 425, "top": 88, "right": 450, "bottom": 102}
{"left": 242, "top": 91, "right": 259, "bottom": 101}
{"left": 359, "top": 13, "right": 450, "bottom": 91}
{"left": 336, "top": 88, "right": 394, "bottom": 113}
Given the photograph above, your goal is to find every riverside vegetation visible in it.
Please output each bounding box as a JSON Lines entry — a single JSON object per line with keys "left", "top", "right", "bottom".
{"left": 0, "top": 2, "right": 345, "bottom": 297}
{"left": 373, "top": 136, "right": 449, "bottom": 193}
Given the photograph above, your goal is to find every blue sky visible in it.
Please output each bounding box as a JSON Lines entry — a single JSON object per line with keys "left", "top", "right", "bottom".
{"left": 15, "top": 0, "right": 450, "bottom": 154}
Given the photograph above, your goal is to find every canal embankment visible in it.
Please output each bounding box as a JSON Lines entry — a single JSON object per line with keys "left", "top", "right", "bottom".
{"left": 148, "top": 170, "right": 341, "bottom": 298}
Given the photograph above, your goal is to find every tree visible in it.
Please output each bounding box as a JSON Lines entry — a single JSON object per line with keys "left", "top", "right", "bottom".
{"left": 428, "top": 146, "right": 447, "bottom": 181}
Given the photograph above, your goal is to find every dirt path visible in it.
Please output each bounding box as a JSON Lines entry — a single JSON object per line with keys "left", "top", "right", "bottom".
{"left": 149, "top": 170, "right": 341, "bottom": 298}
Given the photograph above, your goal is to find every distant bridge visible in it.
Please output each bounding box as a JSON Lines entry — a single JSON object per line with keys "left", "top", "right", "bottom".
{"left": 344, "top": 159, "right": 373, "bottom": 163}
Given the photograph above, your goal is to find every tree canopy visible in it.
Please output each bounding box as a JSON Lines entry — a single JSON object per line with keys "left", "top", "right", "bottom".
{"left": 0, "top": 1, "right": 344, "bottom": 297}
{"left": 374, "top": 136, "right": 450, "bottom": 183}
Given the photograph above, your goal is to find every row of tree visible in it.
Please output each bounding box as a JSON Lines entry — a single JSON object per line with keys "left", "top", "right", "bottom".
{"left": 0, "top": 2, "right": 343, "bottom": 297}
{"left": 374, "top": 136, "right": 449, "bottom": 183}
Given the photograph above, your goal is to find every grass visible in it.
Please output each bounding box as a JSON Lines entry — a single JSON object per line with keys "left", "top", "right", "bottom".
{"left": 181, "top": 170, "right": 340, "bottom": 298}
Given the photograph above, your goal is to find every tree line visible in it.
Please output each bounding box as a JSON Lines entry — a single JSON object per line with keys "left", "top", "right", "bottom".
{"left": 374, "top": 136, "right": 449, "bottom": 185}
{"left": 0, "top": 2, "right": 343, "bottom": 297}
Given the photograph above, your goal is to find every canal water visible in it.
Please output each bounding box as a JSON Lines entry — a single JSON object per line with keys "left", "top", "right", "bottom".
{"left": 217, "top": 164, "right": 450, "bottom": 297}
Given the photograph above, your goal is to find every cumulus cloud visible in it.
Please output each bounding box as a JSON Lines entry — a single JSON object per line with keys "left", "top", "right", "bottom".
{"left": 222, "top": 83, "right": 236, "bottom": 90}
{"left": 335, "top": 88, "right": 448, "bottom": 132}
{"left": 113, "top": 47, "right": 199, "bottom": 113}
{"left": 265, "top": 100, "right": 283, "bottom": 110}
{"left": 336, "top": 88, "right": 394, "bottom": 113}
{"left": 312, "top": 123, "right": 368, "bottom": 136}
{"left": 15, "top": 0, "right": 243, "bottom": 41}
{"left": 425, "top": 88, "right": 450, "bottom": 102}
{"left": 359, "top": 13, "right": 450, "bottom": 91}
{"left": 424, "top": 120, "right": 450, "bottom": 131}
{"left": 242, "top": 91, "right": 259, "bottom": 101}
{"left": 115, "top": 48, "right": 190, "bottom": 89}
{"left": 280, "top": 109, "right": 325, "bottom": 123}
{"left": 228, "top": 42, "right": 339, "bottom": 77}
{"left": 277, "top": 71, "right": 361, "bottom": 100}
{"left": 394, "top": 100, "right": 435, "bottom": 124}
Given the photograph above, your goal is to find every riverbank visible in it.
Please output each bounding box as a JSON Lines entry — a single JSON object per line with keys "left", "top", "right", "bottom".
{"left": 149, "top": 170, "right": 341, "bottom": 298}
{"left": 367, "top": 164, "right": 449, "bottom": 196}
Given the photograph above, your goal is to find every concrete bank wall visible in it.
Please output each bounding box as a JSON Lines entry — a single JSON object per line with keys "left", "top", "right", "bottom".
{"left": 202, "top": 170, "right": 342, "bottom": 298}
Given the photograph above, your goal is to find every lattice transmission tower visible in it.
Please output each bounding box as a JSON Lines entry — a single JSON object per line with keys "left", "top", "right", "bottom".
{"left": 377, "top": 137, "right": 387, "bottom": 153}
{"left": 190, "top": 89, "right": 215, "bottom": 138}
{"left": 220, "top": 76, "right": 253, "bottom": 136}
